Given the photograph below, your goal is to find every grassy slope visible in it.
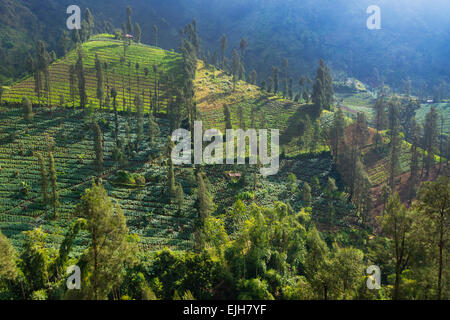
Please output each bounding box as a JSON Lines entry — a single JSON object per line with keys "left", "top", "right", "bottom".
{"left": 2, "top": 35, "right": 184, "bottom": 112}
{"left": 335, "top": 91, "right": 376, "bottom": 122}
{"left": 196, "top": 61, "right": 299, "bottom": 131}
{"left": 195, "top": 61, "right": 329, "bottom": 157}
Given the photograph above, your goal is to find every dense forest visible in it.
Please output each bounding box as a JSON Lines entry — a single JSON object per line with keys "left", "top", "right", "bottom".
{"left": 0, "top": 1, "right": 448, "bottom": 301}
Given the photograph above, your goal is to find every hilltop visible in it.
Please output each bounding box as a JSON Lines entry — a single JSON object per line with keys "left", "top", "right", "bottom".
{"left": 2, "top": 35, "right": 183, "bottom": 112}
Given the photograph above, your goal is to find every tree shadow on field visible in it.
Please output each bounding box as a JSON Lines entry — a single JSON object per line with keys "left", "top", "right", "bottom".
{"left": 280, "top": 104, "right": 318, "bottom": 145}
{"left": 196, "top": 91, "right": 233, "bottom": 105}
{"left": 53, "top": 121, "right": 89, "bottom": 149}
{"left": 86, "top": 44, "right": 120, "bottom": 55}
{"left": 162, "top": 54, "right": 184, "bottom": 85}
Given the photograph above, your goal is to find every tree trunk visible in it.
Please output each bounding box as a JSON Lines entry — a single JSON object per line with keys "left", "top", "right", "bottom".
{"left": 394, "top": 268, "right": 400, "bottom": 300}
{"left": 437, "top": 208, "right": 444, "bottom": 300}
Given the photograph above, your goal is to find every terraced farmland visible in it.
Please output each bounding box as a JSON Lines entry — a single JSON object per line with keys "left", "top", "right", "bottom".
{"left": 195, "top": 62, "right": 330, "bottom": 157}
{"left": 416, "top": 102, "right": 450, "bottom": 133}
{"left": 0, "top": 103, "right": 354, "bottom": 251}
{"left": 0, "top": 106, "right": 197, "bottom": 251}
{"left": 0, "top": 36, "right": 359, "bottom": 252}
{"left": 335, "top": 91, "right": 376, "bottom": 123}
{"left": 195, "top": 61, "right": 302, "bottom": 133}
{"left": 2, "top": 35, "right": 184, "bottom": 113}
{"left": 364, "top": 141, "right": 413, "bottom": 187}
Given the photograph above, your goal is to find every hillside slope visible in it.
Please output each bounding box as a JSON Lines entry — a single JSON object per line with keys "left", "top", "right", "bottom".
{"left": 0, "top": 36, "right": 357, "bottom": 251}
{"left": 195, "top": 61, "right": 329, "bottom": 157}
{"left": 2, "top": 35, "right": 183, "bottom": 112}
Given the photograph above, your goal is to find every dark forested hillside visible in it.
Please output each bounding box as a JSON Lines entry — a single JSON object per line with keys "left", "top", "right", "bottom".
{"left": 1, "top": 0, "right": 449, "bottom": 94}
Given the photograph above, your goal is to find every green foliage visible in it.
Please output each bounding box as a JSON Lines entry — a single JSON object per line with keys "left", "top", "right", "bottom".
{"left": 22, "top": 96, "right": 33, "bottom": 122}
{"left": 73, "top": 181, "right": 138, "bottom": 300}
{"left": 148, "top": 113, "right": 160, "bottom": 146}
{"left": 149, "top": 249, "right": 222, "bottom": 300}
{"left": 76, "top": 47, "right": 87, "bottom": 109}
{"left": 175, "top": 183, "right": 185, "bottom": 215}
{"left": 423, "top": 106, "right": 439, "bottom": 176}
{"left": 331, "top": 247, "right": 365, "bottom": 299}
{"left": 95, "top": 54, "right": 104, "bottom": 108}
{"left": 378, "top": 193, "right": 413, "bottom": 299}
{"left": 324, "top": 177, "right": 338, "bottom": 199}
{"left": 302, "top": 182, "right": 312, "bottom": 207}
{"left": 134, "top": 174, "right": 146, "bottom": 186}
{"left": 53, "top": 218, "right": 87, "bottom": 278}
{"left": 236, "top": 191, "right": 255, "bottom": 201}
{"left": 134, "top": 23, "right": 142, "bottom": 44}
{"left": 203, "top": 216, "right": 229, "bottom": 254}
{"left": 194, "top": 171, "right": 215, "bottom": 251}
{"left": 286, "top": 173, "right": 299, "bottom": 194}
{"left": 48, "top": 152, "right": 59, "bottom": 219}
{"left": 412, "top": 176, "right": 449, "bottom": 299}
{"left": 312, "top": 59, "right": 333, "bottom": 114}
{"left": 0, "top": 230, "right": 18, "bottom": 281}
{"left": 167, "top": 142, "right": 176, "bottom": 200}
{"left": 121, "top": 270, "right": 156, "bottom": 300}
{"left": 114, "top": 170, "right": 138, "bottom": 185}
{"left": 92, "top": 122, "right": 103, "bottom": 171}
{"left": 19, "top": 181, "right": 30, "bottom": 196}
{"left": 19, "top": 228, "right": 51, "bottom": 293}
{"left": 31, "top": 289, "right": 48, "bottom": 300}
{"left": 223, "top": 104, "right": 232, "bottom": 130}
{"left": 237, "top": 278, "right": 274, "bottom": 300}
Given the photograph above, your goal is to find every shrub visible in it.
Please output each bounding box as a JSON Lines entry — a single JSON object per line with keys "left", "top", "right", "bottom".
{"left": 59, "top": 94, "right": 65, "bottom": 106}
{"left": 115, "top": 170, "right": 135, "bottom": 185}
{"left": 19, "top": 181, "right": 30, "bottom": 196}
{"left": 22, "top": 96, "right": 33, "bottom": 122}
{"left": 134, "top": 174, "right": 146, "bottom": 186}
{"left": 8, "top": 130, "right": 16, "bottom": 142}
{"left": 31, "top": 289, "right": 47, "bottom": 300}
{"left": 237, "top": 191, "right": 255, "bottom": 201}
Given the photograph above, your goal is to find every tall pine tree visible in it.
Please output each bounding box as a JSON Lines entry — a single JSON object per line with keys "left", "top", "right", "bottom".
{"left": 312, "top": 59, "right": 334, "bottom": 115}
{"left": 48, "top": 152, "right": 59, "bottom": 219}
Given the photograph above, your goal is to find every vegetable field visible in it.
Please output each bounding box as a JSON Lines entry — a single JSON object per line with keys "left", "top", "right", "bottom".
{"left": 0, "top": 103, "right": 353, "bottom": 251}
{"left": 0, "top": 106, "right": 197, "bottom": 251}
